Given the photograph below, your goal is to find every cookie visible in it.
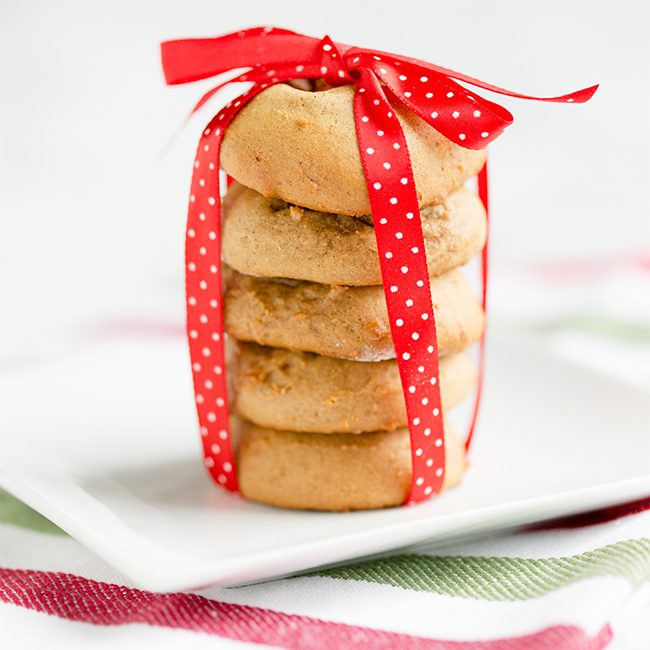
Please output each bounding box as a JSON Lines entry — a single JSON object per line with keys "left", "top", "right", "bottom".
{"left": 231, "top": 342, "right": 476, "bottom": 433}
{"left": 233, "top": 417, "right": 466, "bottom": 511}
{"left": 220, "top": 84, "right": 486, "bottom": 216}
{"left": 224, "top": 268, "right": 484, "bottom": 361}
{"left": 222, "top": 183, "right": 487, "bottom": 286}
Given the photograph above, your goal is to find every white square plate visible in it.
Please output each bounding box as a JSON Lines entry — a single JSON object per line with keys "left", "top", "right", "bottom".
{"left": 1, "top": 330, "right": 648, "bottom": 591}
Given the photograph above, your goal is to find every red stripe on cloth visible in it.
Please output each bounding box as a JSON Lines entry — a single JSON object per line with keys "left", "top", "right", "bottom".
{"left": 527, "top": 496, "right": 650, "bottom": 531}
{"left": 0, "top": 568, "right": 612, "bottom": 649}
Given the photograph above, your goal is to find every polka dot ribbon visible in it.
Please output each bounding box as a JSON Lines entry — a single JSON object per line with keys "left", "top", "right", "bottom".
{"left": 162, "top": 26, "right": 597, "bottom": 504}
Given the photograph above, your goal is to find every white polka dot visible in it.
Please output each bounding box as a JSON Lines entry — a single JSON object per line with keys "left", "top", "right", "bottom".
{"left": 383, "top": 162, "right": 391, "bottom": 170}
{"left": 366, "top": 147, "right": 375, "bottom": 155}
{"left": 421, "top": 397, "right": 428, "bottom": 405}
{"left": 207, "top": 412, "right": 216, "bottom": 422}
{"left": 373, "top": 99, "right": 380, "bottom": 106}
{"left": 373, "top": 182, "right": 382, "bottom": 190}
{"left": 473, "top": 110, "right": 481, "bottom": 117}
{"left": 430, "top": 111, "right": 438, "bottom": 119}
{"left": 385, "top": 251, "right": 393, "bottom": 259}
{"left": 400, "top": 177, "right": 408, "bottom": 185}
{"left": 447, "top": 91, "right": 454, "bottom": 98}
{"left": 196, "top": 394, "right": 204, "bottom": 404}
{"left": 199, "top": 280, "right": 207, "bottom": 290}
{"left": 218, "top": 474, "right": 227, "bottom": 484}
{"left": 426, "top": 458, "right": 434, "bottom": 467}
{"left": 413, "top": 418, "right": 421, "bottom": 427}
{"left": 418, "top": 365, "right": 425, "bottom": 373}
{"left": 481, "top": 132, "right": 490, "bottom": 138}
{"left": 411, "top": 247, "right": 419, "bottom": 253}
{"left": 199, "top": 212, "right": 206, "bottom": 221}
{"left": 223, "top": 461, "right": 232, "bottom": 472}
{"left": 416, "top": 280, "right": 424, "bottom": 287}
{"left": 390, "top": 285, "right": 398, "bottom": 293}
{"left": 412, "top": 332, "right": 419, "bottom": 340}
{"left": 205, "top": 457, "right": 215, "bottom": 468}
{"left": 430, "top": 377, "right": 437, "bottom": 385}
{"left": 219, "top": 429, "right": 227, "bottom": 440}
{"left": 404, "top": 91, "right": 412, "bottom": 98}
{"left": 426, "top": 92, "right": 433, "bottom": 98}
{"left": 198, "top": 179, "right": 205, "bottom": 187}
{"left": 390, "top": 197, "right": 398, "bottom": 205}
{"left": 433, "top": 408, "right": 440, "bottom": 416}
{"left": 202, "top": 347, "right": 211, "bottom": 357}
{"left": 216, "top": 397, "right": 225, "bottom": 407}
{"left": 361, "top": 116, "right": 369, "bottom": 122}
{"left": 208, "top": 231, "right": 216, "bottom": 240}
{"left": 424, "top": 428, "right": 431, "bottom": 436}
{"left": 189, "top": 330, "right": 198, "bottom": 339}
{"left": 211, "top": 332, "right": 220, "bottom": 342}
{"left": 192, "top": 362, "right": 202, "bottom": 372}
{"left": 420, "top": 76, "right": 428, "bottom": 82}
{"left": 415, "top": 447, "right": 423, "bottom": 456}
{"left": 395, "top": 232, "right": 403, "bottom": 239}
{"left": 199, "top": 247, "right": 207, "bottom": 255}
{"left": 398, "top": 74, "right": 407, "bottom": 81}
{"left": 200, "top": 314, "right": 208, "bottom": 324}
{"left": 396, "top": 318, "right": 404, "bottom": 326}
{"left": 322, "top": 43, "right": 332, "bottom": 51}
{"left": 427, "top": 345, "right": 434, "bottom": 353}
{"left": 459, "top": 133, "right": 466, "bottom": 140}
{"left": 320, "top": 66, "right": 328, "bottom": 74}
{"left": 405, "top": 299, "right": 414, "bottom": 307}
{"left": 401, "top": 266, "right": 409, "bottom": 273}
{"left": 402, "top": 352, "right": 411, "bottom": 360}
{"left": 408, "top": 385, "right": 416, "bottom": 393}
{"left": 435, "top": 438, "right": 443, "bottom": 447}
{"left": 406, "top": 212, "right": 414, "bottom": 219}
{"left": 210, "top": 299, "right": 218, "bottom": 308}
{"left": 296, "top": 64, "right": 304, "bottom": 72}
{"left": 424, "top": 486, "right": 433, "bottom": 495}
{"left": 188, "top": 296, "right": 197, "bottom": 306}
{"left": 377, "top": 130, "right": 384, "bottom": 137}
{"left": 214, "top": 365, "right": 222, "bottom": 375}
{"left": 379, "top": 218, "right": 387, "bottom": 225}
{"left": 393, "top": 143, "right": 400, "bottom": 149}
{"left": 210, "top": 264, "right": 218, "bottom": 274}
{"left": 187, "top": 228, "right": 196, "bottom": 238}
{"left": 200, "top": 426, "right": 208, "bottom": 436}
{"left": 211, "top": 443, "right": 220, "bottom": 454}
{"left": 204, "top": 379, "right": 213, "bottom": 389}
{"left": 208, "top": 197, "right": 216, "bottom": 206}
{"left": 416, "top": 477, "right": 424, "bottom": 486}
{"left": 452, "top": 111, "right": 460, "bottom": 118}
{"left": 421, "top": 313, "right": 429, "bottom": 320}
{"left": 190, "top": 194, "right": 195, "bottom": 203}
{"left": 188, "top": 262, "right": 196, "bottom": 272}
{"left": 387, "top": 111, "right": 393, "bottom": 118}
{"left": 436, "top": 468, "right": 444, "bottom": 477}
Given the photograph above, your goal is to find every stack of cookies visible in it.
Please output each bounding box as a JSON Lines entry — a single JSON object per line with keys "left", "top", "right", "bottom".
{"left": 219, "top": 83, "right": 487, "bottom": 511}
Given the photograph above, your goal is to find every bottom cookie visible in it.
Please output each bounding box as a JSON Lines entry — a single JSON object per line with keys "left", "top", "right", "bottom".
{"left": 233, "top": 418, "right": 466, "bottom": 511}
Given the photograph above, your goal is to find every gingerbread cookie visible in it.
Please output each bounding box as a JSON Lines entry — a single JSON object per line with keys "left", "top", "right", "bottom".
{"left": 231, "top": 342, "right": 476, "bottom": 433}
{"left": 224, "top": 268, "right": 484, "bottom": 361}
{"left": 221, "top": 84, "right": 486, "bottom": 216}
{"left": 222, "top": 183, "right": 487, "bottom": 286}
{"left": 233, "top": 417, "right": 465, "bottom": 511}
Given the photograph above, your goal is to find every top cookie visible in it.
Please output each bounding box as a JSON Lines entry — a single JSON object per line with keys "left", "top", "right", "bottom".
{"left": 221, "top": 84, "right": 486, "bottom": 216}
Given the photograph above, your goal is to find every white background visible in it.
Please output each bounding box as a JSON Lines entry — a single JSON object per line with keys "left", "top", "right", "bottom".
{"left": 0, "top": 0, "right": 648, "bottom": 361}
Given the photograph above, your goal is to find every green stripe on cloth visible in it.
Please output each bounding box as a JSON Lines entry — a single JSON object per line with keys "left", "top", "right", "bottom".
{"left": 313, "top": 539, "right": 650, "bottom": 601}
{"left": 0, "top": 490, "right": 65, "bottom": 535}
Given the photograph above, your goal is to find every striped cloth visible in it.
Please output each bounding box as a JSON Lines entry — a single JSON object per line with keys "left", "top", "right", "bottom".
{"left": 1, "top": 258, "right": 648, "bottom": 648}
{"left": 1, "top": 492, "right": 649, "bottom": 648}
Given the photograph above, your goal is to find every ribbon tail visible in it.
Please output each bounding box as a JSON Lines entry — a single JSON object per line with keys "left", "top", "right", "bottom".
{"left": 353, "top": 69, "right": 447, "bottom": 504}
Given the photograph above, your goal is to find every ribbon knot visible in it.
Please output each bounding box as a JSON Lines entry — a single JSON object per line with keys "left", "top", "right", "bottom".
{"left": 318, "top": 35, "right": 353, "bottom": 87}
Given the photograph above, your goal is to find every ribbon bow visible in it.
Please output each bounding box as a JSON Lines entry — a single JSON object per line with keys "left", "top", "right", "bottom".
{"left": 161, "top": 26, "right": 597, "bottom": 505}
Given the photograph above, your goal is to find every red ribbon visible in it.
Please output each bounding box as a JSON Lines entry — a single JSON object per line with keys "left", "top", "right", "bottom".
{"left": 161, "top": 26, "right": 596, "bottom": 505}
